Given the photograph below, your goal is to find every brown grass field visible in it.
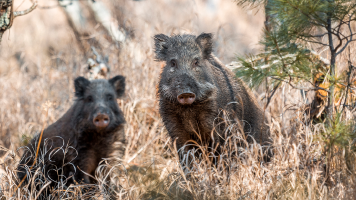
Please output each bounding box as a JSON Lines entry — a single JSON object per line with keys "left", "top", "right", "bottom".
{"left": 1, "top": 0, "right": 356, "bottom": 199}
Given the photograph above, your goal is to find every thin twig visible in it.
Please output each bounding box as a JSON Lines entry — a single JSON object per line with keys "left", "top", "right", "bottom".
{"left": 270, "top": 76, "right": 330, "bottom": 92}
{"left": 265, "top": 82, "right": 281, "bottom": 108}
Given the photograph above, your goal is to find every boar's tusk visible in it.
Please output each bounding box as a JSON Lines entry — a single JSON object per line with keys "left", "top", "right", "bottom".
{"left": 13, "top": 2, "right": 37, "bottom": 18}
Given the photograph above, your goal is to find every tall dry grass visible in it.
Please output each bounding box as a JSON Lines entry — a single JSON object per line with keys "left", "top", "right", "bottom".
{"left": 1, "top": 0, "right": 356, "bottom": 199}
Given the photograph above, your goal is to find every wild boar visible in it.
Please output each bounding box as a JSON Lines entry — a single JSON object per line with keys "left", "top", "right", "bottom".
{"left": 17, "top": 75, "right": 126, "bottom": 191}
{"left": 154, "top": 33, "right": 271, "bottom": 162}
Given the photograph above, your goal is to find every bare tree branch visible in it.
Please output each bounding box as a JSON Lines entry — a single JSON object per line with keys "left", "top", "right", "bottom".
{"left": 336, "top": 16, "right": 356, "bottom": 56}
{"left": 13, "top": 2, "right": 37, "bottom": 18}
{"left": 299, "top": 38, "right": 330, "bottom": 47}
{"left": 270, "top": 76, "right": 330, "bottom": 92}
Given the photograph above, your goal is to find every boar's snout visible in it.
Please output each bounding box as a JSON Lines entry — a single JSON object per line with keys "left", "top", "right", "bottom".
{"left": 177, "top": 92, "right": 196, "bottom": 105}
{"left": 93, "top": 113, "right": 110, "bottom": 129}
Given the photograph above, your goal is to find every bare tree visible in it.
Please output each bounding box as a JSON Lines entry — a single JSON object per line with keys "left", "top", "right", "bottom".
{"left": 0, "top": 0, "right": 37, "bottom": 45}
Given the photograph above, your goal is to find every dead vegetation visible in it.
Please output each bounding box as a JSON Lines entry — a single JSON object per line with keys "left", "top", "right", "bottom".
{"left": 1, "top": 0, "right": 356, "bottom": 199}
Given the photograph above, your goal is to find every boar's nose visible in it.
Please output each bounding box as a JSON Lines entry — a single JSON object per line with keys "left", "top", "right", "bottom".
{"left": 177, "top": 93, "right": 196, "bottom": 105}
{"left": 93, "top": 113, "right": 110, "bottom": 129}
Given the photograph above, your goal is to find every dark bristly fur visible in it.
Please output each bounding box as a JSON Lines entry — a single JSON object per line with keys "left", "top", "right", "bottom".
{"left": 16, "top": 76, "right": 126, "bottom": 196}
{"left": 154, "top": 33, "right": 271, "bottom": 162}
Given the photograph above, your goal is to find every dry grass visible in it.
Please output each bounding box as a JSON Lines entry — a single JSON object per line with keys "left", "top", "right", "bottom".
{"left": 1, "top": 0, "right": 356, "bottom": 199}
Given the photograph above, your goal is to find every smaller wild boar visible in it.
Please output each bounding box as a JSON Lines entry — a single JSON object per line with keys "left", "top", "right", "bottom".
{"left": 17, "top": 75, "right": 126, "bottom": 190}
{"left": 154, "top": 33, "right": 271, "bottom": 162}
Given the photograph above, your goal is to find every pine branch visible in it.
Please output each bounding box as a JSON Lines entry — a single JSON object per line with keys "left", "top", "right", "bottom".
{"left": 235, "top": 0, "right": 356, "bottom": 120}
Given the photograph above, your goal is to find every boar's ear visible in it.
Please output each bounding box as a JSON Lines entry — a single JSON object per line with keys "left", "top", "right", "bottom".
{"left": 74, "top": 77, "right": 90, "bottom": 98}
{"left": 154, "top": 34, "right": 170, "bottom": 61}
{"left": 109, "top": 75, "right": 126, "bottom": 98}
{"left": 196, "top": 33, "right": 213, "bottom": 59}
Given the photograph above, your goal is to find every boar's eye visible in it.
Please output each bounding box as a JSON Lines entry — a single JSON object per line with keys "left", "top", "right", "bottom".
{"left": 106, "top": 94, "right": 114, "bottom": 101}
{"left": 193, "top": 59, "right": 199, "bottom": 67}
{"left": 170, "top": 60, "right": 177, "bottom": 67}
{"left": 86, "top": 96, "right": 93, "bottom": 102}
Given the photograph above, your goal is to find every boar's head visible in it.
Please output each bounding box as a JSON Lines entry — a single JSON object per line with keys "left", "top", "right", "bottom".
{"left": 73, "top": 76, "right": 125, "bottom": 133}
{"left": 154, "top": 33, "right": 217, "bottom": 106}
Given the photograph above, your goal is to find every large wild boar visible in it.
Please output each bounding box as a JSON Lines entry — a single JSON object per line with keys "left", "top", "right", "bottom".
{"left": 17, "top": 75, "right": 126, "bottom": 191}
{"left": 154, "top": 33, "right": 271, "bottom": 162}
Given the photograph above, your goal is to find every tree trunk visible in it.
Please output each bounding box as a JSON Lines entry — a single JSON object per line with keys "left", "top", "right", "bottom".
{"left": 326, "top": 4, "right": 335, "bottom": 120}
{"left": 0, "top": 0, "right": 13, "bottom": 45}
{"left": 328, "top": 52, "right": 336, "bottom": 119}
